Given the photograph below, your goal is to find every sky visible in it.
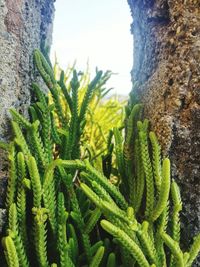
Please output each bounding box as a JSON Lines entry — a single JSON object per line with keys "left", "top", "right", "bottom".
{"left": 51, "top": 0, "right": 133, "bottom": 95}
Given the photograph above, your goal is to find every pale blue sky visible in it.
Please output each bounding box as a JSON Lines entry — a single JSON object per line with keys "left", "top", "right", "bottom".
{"left": 51, "top": 0, "right": 133, "bottom": 95}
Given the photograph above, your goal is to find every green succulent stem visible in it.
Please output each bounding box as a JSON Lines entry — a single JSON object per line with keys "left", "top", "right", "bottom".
{"left": 2, "top": 49, "right": 200, "bottom": 267}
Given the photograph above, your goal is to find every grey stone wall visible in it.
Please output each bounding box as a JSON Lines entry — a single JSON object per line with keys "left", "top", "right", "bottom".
{"left": 128, "top": 0, "right": 200, "bottom": 263}
{"left": 0, "top": 0, "right": 55, "bottom": 233}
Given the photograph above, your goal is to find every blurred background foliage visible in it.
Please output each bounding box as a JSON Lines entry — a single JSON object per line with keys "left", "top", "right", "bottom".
{"left": 53, "top": 59, "right": 126, "bottom": 169}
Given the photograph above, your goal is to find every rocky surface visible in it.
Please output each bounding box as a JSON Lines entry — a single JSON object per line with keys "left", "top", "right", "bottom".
{"left": 0, "top": 0, "right": 55, "bottom": 234}
{"left": 128, "top": 0, "right": 200, "bottom": 264}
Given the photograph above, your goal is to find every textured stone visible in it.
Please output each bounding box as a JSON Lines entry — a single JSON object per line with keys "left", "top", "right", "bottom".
{"left": 128, "top": 0, "right": 200, "bottom": 264}
{"left": 0, "top": 208, "right": 7, "bottom": 266}
{"left": 0, "top": 208, "right": 6, "bottom": 232}
{"left": 0, "top": 175, "right": 7, "bottom": 208}
{"left": 0, "top": 0, "right": 55, "bottom": 232}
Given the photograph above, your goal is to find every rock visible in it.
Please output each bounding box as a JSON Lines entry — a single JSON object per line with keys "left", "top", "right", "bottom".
{"left": 128, "top": 0, "right": 200, "bottom": 264}
{"left": 0, "top": 0, "right": 55, "bottom": 233}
